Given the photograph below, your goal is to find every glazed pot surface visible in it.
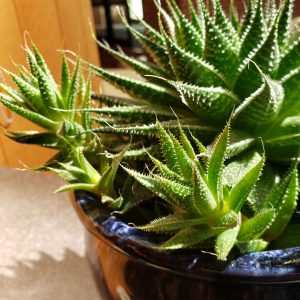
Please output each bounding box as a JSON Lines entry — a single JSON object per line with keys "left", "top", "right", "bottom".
{"left": 74, "top": 191, "right": 300, "bottom": 300}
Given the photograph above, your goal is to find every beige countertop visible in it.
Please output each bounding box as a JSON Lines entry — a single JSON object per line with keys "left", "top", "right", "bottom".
{"left": 0, "top": 168, "right": 100, "bottom": 300}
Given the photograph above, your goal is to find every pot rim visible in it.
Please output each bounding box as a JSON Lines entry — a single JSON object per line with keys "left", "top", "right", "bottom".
{"left": 72, "top": 190, "right": 300, "bottom": 284}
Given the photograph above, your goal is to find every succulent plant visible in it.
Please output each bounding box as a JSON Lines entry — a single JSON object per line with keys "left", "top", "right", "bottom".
{"left": 0, "top": 45, "right": 123, "bottom": 198}
{"left": 86, "top": 0, "right": 299, "bottom": 165}
{"left": 0, "top": 0, "right": 299, "bottom": 261}
{"left": 125, "top": 121, "right": 298, "bottom": 260}
{"left": 0, "top": 44, "right": 91, "bottom": 149}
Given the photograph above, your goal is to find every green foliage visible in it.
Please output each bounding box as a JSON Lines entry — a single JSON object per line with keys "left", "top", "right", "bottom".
{"left": 0, "top": 46, "right": 89, "bottom": 140}
{"left": 0, "top": 45, "right": 123, "bottom": 199}
{"left": 1, "top": 0, "right": 300, "bottom": 261}
{"left": 124, "top": 121, "right": 299, "bottom": 260}
{"left": 88, "top": 0, "right": 299, "bottom": 166}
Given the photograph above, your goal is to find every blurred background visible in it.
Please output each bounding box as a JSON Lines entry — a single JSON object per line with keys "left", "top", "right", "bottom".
{"left": 0, "top": 0, "right": 300, "bottom": 168}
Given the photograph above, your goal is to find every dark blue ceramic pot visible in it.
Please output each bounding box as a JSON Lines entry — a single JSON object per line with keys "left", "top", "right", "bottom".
{"left": 73, "top": 191, "right": 300, "bottom": 300}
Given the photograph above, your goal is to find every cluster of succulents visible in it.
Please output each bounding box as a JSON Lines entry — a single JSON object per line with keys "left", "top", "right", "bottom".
{"left": 126, "top": 121, "right": 298, "bottom": 260}
{"left": 90, "top": 0, "right": 299, "bottom": 164}
{"left": 0, "top": 0, "right": 299, "bottom": 260}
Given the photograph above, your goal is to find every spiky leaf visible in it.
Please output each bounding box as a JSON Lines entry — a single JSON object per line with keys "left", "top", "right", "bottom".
{"left": 157, "top": 225, "right": 216, "bottom": 250}
{"left": 238, "top": 208, "right": 276, "bottom": 242}
{"left": 234, "top": 73, "right": 284, "bottom": 130}
{"left": 227, "top": 156, "right": 264, "bottom": 212}
{"left": 215, "top": 226, "right": 239, "bottom": 261}
{"left": 207, "top": 122, "right": 230, "bottom": 200}
{"left": 192, "top": 164, "right": 217, "bottom": 215}
{"left": 173, "top": 82, "right": 239, "bottom": 123}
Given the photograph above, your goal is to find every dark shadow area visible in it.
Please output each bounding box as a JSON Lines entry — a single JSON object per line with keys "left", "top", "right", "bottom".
{"left": 0, "top": 249, "right": 99, "bottom": 300}
{"left": 92, "top": 0, "right": 146, "bottom": 68}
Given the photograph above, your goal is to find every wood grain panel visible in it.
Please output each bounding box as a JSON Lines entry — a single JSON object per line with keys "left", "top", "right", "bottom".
{"left": 0, "top": 136, "right": 8, "bottom": 166}
{"left": 55, "top": 0, "right": 89, "bottom": 59}
{"left": 13, "top": 0, "right": 63, "bottom": 81}
{"left": 79, "top": 0, "right": 102, "bottom": 92}
{"left": 0, "top": 1, "right": 24, "bottom": 76}
{"left": 55, "top": 0, "right": 101, "bottom": 90}
{"left": 79, "top": 0, "right": 101, "bottom": 64}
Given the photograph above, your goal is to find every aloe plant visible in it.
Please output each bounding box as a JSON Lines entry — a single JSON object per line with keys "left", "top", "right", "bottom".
{"left": 0, "top": 0, "right": 299, "bottom": 261}
{"left": 85, "top": 0, "right": 299, "bottom": 165}
{"left": 125, "top": 121, "right": 298, "bottom": 260}
{"left": 0, "top": 44, "right": 124, "bottom": 199}
{"left": 0, "top": 44, "right": 91, "bottom": 148}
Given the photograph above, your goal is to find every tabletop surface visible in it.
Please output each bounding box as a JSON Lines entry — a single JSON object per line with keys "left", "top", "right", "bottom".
{"left": 0, "top": 168, "right": 100, "bottom": 300}
{"left": 0, "top": 69, "right": 135, "bottom": 300}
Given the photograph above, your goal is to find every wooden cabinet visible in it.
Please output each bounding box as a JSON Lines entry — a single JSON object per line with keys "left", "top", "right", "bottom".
{"left": 0, "top": 0, "right": 100, "bottom": 168}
